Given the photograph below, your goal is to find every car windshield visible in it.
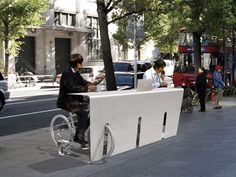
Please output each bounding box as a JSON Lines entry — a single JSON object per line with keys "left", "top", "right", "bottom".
{"left": 113, "top": 63, "right": 132, "bottom": 72}
{"left": 115, "top": 74, "right": 134, "bottom": 86}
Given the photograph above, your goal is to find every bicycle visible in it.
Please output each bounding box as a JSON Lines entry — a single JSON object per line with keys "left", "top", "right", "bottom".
{"left": 184, "top": 86, "right": 211, "bottom": 106}
{"left": 50, "top": 113, "right": 83, "bottom": 154}
{"left": 50, "top": 102, "right": 115, "bottom": 159}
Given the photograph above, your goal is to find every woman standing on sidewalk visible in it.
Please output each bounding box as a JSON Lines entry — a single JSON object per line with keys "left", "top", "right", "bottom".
{"left": 195, "top": 66, "right": 207, "bottom": 112}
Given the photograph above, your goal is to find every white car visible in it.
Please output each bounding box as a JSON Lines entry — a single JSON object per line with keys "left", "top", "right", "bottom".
{"left": 80, "top": 66, "right": 104, "bottom": 83}
{"left": 163, "top": 60, "right": 175, "bottom": 77}
{"left": 0, "top": 73, "right": 10, "bottom": 111}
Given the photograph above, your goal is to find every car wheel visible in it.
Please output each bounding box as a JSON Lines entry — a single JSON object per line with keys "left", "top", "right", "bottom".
{"left": 0, "top": 96, "right": 5, "bottom": 111}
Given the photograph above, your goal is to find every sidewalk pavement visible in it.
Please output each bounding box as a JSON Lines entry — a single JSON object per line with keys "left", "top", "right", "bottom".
{"left": 1, "top": 97, "right": 236, "bottom": 177}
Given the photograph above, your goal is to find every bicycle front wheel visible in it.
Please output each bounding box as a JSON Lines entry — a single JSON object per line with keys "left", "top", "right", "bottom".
{"left": 192, "top": 94, "right": 199, "bottom": 105}
{"left": 50, "top": 114, "right": 73, "bottom": 146}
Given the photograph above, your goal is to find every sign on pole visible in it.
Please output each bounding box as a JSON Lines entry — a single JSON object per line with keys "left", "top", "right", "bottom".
{"left": 126, "top": 14, "right": 144, "bottom": 88}
{"left": 126, "top": 15, "right": 144, "bottom": 40}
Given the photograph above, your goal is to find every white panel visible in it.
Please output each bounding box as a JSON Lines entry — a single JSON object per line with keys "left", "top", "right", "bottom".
{"left": 70, "top": 88, "right": 183, "bottom": 162}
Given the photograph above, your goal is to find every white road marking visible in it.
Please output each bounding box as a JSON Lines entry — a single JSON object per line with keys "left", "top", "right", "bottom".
{"left": 0, "top": 108, "right": 61, "bottom": 120}
{"left": 6, "top": 98, "right": 57, "bottom": 106}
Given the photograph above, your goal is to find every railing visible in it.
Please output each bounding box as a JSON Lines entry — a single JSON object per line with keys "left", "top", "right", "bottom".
{"left": 6, "top": 74, "right": 55, "bottom": 88}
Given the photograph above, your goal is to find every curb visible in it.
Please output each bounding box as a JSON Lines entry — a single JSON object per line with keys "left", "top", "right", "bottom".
{"left": 40, "top": 86, "right": 59, "bottom": 89}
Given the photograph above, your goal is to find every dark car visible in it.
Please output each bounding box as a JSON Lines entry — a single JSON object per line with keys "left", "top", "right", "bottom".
{"left": 113, "top": 60, "right": 152, "bottom": 72}
{"left": 129, "top": 60, "right": 152, "bottom": 72}
{"left": 98, "top": 71, "right": 144, "bottom": 91}
{"left": 173, "top": 69, "right": 213, "bottom": 88}
{"left": 113, "top": 61, "right": 133, "bottom": 72}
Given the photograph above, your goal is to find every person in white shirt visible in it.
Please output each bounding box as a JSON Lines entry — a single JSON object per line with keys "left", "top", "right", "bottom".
{"left": 143, "top": 59, "right": 167, "bottom": 88}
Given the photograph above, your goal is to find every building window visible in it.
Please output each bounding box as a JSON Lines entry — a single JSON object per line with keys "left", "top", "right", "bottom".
{"left": 87, "top": 16, "right": 102, "bottom": 61}
{"left": 54, "top": 12, "right": 76, "bottom": 27}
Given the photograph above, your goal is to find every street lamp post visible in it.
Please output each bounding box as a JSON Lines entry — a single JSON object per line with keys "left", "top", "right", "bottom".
{"left": 126, "top": 13, "right": 144, "bottom": 88}
{"left": 133, "top": 15, "right": 137, "bottom": 89}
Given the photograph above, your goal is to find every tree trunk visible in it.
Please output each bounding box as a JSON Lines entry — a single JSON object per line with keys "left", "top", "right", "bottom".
{"left": 193, "top": 31, "right": 201, "bottom": 73}
{"left": 4, "top": 39, "right": 9, "bottom": 77}
{"left": 97, "top": 1, "right": 117, "bottom": 90}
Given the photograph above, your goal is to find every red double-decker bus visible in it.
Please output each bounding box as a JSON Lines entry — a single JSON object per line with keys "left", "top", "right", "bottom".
{"left": 177, "top": 31, "right": 236, "bottom": 86}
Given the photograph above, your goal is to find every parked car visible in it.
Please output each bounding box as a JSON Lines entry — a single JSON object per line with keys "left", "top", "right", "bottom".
{"left": 173, "top": 68, "right": 213, "bottom": 88}
{"left": 130, "top": 60, "right": 152, "bottom": 72}
{"left": 0, "top": 72, "right": 10, "bottom": 111}
{"left": 113, "top": 61, "right": 133, "bottom": 72}
{"left": 113, "top": 60, "right": 152, "bottom": 72}
{"left": 80, "top": 66, "right": 103, "bottom": 83}
{"left": 56, "top": 73, "right": 62, "bottom": 84}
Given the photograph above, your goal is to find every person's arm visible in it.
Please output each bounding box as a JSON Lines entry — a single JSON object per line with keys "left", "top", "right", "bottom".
{"left": 215, "top": 73, "right": 225, "bottom": 87}
{"left": 152, "top": 82, "right": 160, "bottom": 88}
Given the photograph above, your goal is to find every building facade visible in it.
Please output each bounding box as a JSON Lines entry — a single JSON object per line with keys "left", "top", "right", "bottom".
{"left": 15, "top": 0, "right": 104, "bottom": 76}
{"left": 13, "top": 0, "right": 155, "bottom": 76}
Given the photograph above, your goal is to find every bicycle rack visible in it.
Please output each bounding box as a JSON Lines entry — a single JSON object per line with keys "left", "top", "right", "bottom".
{"left": 102, "top": 123, "right": 115, "bottom": 159}
{"left": 57, "top": 140, "right": 70, "bottom": 155}
{"left": 52, "top": 120, "right": 115, "bottom": 162}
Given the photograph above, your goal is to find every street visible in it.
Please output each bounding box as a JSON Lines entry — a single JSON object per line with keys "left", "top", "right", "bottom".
{"left": 0, "top": 86, "right": 65, "bottom": 136}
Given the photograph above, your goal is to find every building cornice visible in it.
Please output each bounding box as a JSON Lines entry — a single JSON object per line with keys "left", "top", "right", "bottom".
{"left": 39, "top": 25, "right": 93, "bottom": 33}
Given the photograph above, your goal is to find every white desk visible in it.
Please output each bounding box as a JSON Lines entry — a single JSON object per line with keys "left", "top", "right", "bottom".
{"left": 70, "top": 88, "right": 183, "bottom": 162}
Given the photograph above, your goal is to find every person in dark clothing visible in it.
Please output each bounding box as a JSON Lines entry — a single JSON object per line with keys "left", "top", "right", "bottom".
{"left": 57, "top": 53, "right": 97, "bottom": 149}
{"left": 195, "top": 66, "right": 207, "bottom": 112}
{"left": 0, "top": 72, "right": 4, "bottom": 80}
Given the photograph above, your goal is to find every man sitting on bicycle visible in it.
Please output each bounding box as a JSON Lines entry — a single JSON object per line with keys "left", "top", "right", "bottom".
{"left": 57, "top": 53, "right": 97, "bottom": 150}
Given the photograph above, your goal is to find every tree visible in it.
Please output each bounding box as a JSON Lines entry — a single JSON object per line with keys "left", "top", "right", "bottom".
{"left": 97, "top": 0, "right": 150, "bottom": 91}
{"left": 0, "top": 0, "right": 48, "bottom": 76}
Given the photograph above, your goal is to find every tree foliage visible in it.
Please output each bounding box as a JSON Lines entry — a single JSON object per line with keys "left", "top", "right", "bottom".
{"left": 0, "top": 0, "right": 48, "bottom": 76}
{"left": 144, "top": 1, "right": 180, "bottom": 54}
{"left": 97, "top": 0, "right": 151, "bottom": 90}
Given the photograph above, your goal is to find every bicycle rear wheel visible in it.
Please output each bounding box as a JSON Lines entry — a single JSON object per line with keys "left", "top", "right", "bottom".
{"left": 205, "top": 90, "right": 211, "bottom": 101}
{"left": 50, "top": 114, "right": 73, "bottom": 146}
